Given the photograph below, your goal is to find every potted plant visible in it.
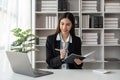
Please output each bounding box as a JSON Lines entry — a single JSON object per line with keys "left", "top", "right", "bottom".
{"left": 6, "top": 28, "right": 39, "bottom": 71}
{"left": 10, "top": 27, "right": 39, "bottom": 53}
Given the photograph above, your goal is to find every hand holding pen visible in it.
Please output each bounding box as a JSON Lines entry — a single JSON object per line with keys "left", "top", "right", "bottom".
{"left": 55, "top": 48, "right": 67, "bottom": 59}
{"left": 60, "top": 48, "right": 67, "bottom": 59}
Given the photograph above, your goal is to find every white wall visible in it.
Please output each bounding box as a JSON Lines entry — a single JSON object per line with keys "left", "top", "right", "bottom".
{"left": 18, "top": 0, "right": 31, "bottom": 29}
{"left": 18, "top": 0, "right": 33, "bottom": 65}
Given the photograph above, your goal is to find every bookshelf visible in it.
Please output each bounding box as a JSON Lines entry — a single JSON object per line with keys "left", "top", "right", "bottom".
{"left": 32, "top": 0, "right": 120, "bottom": 69}
{"left": 104, "top": 0, "right": 120, "bottom": 69}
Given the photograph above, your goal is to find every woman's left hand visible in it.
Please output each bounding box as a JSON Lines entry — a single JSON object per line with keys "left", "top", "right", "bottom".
{"left": 74, "top": 58, "right": 83, "bottom": 65}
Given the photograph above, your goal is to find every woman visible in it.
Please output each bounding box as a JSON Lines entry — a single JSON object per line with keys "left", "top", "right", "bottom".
{"left": 46, "top": 12, "right": 83, "bottom": 69}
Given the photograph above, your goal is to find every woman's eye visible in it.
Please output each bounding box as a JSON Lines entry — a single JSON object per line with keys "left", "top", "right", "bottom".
{"left": 60, "top": 23, "right": 64, "bottom": 25}
{"left": 60, "top": 22, "right": 71, "bottom": 27}
{"left": 67, "top": 24, "right": 70, "bottom": 26}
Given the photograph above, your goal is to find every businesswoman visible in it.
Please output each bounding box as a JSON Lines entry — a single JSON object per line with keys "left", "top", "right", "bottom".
{"left": 46, "top": 12, "right": 83, "bottom": 69}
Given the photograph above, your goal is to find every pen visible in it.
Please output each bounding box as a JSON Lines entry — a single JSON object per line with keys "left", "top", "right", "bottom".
{"left": 55, "top": 48, "right": 60, "bottom": 51}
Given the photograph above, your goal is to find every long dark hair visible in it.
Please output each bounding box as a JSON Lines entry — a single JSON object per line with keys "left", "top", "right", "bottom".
{"left": 55, "top": 12, "right": 75, "bottom": 36}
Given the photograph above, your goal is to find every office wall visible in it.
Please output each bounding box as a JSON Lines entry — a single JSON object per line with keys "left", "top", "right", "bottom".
{"left": 18, "top": 0, "right": 31, "bottom": 29}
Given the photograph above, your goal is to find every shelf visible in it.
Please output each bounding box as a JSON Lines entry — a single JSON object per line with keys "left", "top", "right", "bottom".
{"left": 35, "top": 28, "right": 56, "bottom": 30}
{"left": 35, "top": 11, "right": 57, "bottom": 14}
{"left": 82, "top": 44, "right": 102, "bottom": 47}
{"left": 82, "top": 28, "right": 103, "bottom": 30}
{"left": 35, "top": 45, "right": 45, "bottom": 47}
{"left": 32, "top": 0, "right": 120, "bottom": 69}
{"left": 104, "top": 12, "right": 120, "bottom": 14}
{"left": 104, "top": 28, "right": 120, "bottom": 30}
{"left": 35, "top": 60, "right": 46, "bottom": 63}
{"left": 104, "top": 44, "right": 120, "bottom": 46}
{"left": 82, "top": 11, "right": 102, "bottom": 14}
{"left": 104, "top": 61, "right": 120, "bottom": 63}
{"left": 58, "top": 11, "right": 80, "bottom": 13}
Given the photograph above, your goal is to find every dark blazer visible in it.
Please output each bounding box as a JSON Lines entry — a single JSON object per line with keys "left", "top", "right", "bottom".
{"left": 46, "top": 33, "right": 83, "bottom": 69}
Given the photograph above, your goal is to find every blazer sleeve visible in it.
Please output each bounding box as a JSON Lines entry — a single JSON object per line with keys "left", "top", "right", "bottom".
{"left": 46, "top": 35, "right": 62, "bottom": 69}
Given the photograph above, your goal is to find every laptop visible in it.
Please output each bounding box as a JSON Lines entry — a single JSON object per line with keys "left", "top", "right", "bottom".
{"left": 6, "top": 51, "right": 53, "bottom": 77}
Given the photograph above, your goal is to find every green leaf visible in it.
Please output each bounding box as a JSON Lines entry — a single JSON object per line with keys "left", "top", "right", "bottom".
{"left": 11, "top": 28, "right": 39, "bottom": 53}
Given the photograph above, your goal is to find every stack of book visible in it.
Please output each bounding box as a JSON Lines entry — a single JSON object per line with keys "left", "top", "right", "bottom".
{"left": 82, "top": 15, "right": 103, "bottom": 28}
{"left": 75, "top": 31, "right": 79, "bottom": 37}
{"left": 82, "top": 15, "right": 90, "bottom": 28}
{"left": 45, "top": 16, "right": 57, "bottom": 29}
{"left": 105, "top": 3, "right": 120, "bottom": 12}
{"left": 104, "top": 18, "right": 119, "bottom": 28}
{"left": 82, "top": 1, "right": 98, "bottom": 12}
{"left": 36, "top": 0, "right": 41, "bottom": 11}
{"left": 39, "top": 37, "right": 47, "bottom": 46}
{"left": 90, "top": 16, "right": 103, "bottom": 28}
{"left": 104, "top": 33, "right": 119, "bottom": 45}
{"left": 41, "top": 0, "right": 57, "bottom": 12}
{"left": 75, "top": 16, "right": 79, "bottom": 28}
{"left": 82, "top": 33, "right": 98, "bottom": 45}
{"left": 58, "top": 0, "right": 68, "bottom": 11}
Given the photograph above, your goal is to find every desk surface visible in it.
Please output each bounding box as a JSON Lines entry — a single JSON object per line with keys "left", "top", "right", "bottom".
{"left": 1, "top": 51, "right": 120, "bottom": 80}
{"left": 0, "top": 69, "right": 120, "bottom": 80}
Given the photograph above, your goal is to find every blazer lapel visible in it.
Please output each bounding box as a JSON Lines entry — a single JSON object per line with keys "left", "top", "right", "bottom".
{"left": 55, "top": 41, "right": 60, "bottom": 50}
{"left": 68, "top": 43, "right": 72, "bottom": 55}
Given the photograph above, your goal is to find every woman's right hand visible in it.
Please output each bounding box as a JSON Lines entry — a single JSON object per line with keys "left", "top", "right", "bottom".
{"left": 60, "top": 48, "right": 67, "bottom": 59}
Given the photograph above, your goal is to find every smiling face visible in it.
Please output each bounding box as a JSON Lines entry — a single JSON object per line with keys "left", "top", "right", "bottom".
{"left": 60, "top": 18, "right": 72, "bottom": 35}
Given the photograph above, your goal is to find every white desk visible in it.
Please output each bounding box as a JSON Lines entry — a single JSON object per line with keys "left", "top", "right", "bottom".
{"left": 0, "top": 52, "right": 120, "bottom": 80}
{"left": 0, "top": 51, "right": 120, "bottom": 80}
{"left": 0, "top": 69, "right": 120, "bottom": 80}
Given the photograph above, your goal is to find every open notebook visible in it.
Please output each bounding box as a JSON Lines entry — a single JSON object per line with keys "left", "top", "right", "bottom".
{"left": 64, "top": 51, "right": 95, "bottom": 63}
